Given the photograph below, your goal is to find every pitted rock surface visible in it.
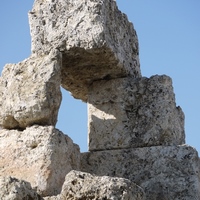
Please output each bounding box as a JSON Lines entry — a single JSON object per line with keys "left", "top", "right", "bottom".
{"left": 0, "top": 126, "right": 80, "bottom": 196}
{"left": 81, "top": 145, "right": 200, "bottom": 200}
{"left": 0, "top": 176, "right": 43, "bottom": 200}
{"left": 29, "top": 0, "right": 141, "bottom": 101}
{"left": 44, "top": 170, "right": 146, "bottom": 200}
{"left": 0, "top": 0, "right": 199, "bottom": 199}
{"left": 88, "top": 75, "right": 185, "bottom": 150}
{"left": 0, "top": 50, "right": 62, "bottom": 129}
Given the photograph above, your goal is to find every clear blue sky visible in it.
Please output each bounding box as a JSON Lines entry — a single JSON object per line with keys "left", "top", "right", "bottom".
{"left": 0, "top": 1, "right": 199, "bottom": 154}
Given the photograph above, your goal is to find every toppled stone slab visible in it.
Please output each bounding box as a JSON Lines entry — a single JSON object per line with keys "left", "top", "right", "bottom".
{"left": 0, "top": 50, "right": 62, "bottom": 129}
{"left": 88, "top": 75, "right": 185, "bottom": 150}
{"left": 0, "top": 176, "right": 43, "bottom": 200}
{"left": 44, "top": 170, "right": 146, "bottom": 200}
{"left": 81, "top": 145, "right": 200, "bottom": 200}
{"left": 29, "top": 0, "right": 141, "bottom": 101}
{"left": 0, "top": 125, "right": 80, "bottom": 196}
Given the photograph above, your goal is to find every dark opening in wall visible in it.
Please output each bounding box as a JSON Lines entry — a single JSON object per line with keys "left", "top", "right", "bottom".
{"left": 56, "top": 87, "right": 88, "bottom": 152}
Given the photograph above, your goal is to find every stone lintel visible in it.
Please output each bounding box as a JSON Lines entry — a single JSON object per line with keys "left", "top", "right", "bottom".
{"left": 29, "top": 0, "right": 141, "bottom": 101}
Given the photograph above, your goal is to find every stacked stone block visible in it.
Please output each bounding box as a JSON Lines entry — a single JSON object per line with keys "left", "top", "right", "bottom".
{"left": 0, "top": 50, "right": 62, "bottom": 129}
{"left": 29, "top": 0, "right": 141, "bottom": 101}
{"left": 81, "top": 145, "right": 200, "bottom": 199}
{"left": 88, "top": 75, "right": 185, "bottom": 151}
{"left": 0, "top": 126, "right": 80, "bottom": 196}
{"left": 85, "top": 63, "right": 200, "bottom": 199}
{"left": 0, "top": 0, "right": 144, "bottom": 198}
{"left": 0, "top": 0, "right": 199, "bottom": 199}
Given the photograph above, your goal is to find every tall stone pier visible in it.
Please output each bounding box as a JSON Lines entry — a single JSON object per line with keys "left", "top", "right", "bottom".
{"left": 0, "top": 0, "right": 199, "bottom": 199}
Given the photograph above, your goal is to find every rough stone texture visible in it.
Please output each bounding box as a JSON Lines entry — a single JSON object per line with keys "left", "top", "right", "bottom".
{"left": 81, "top": 145, "right": 200, "bottom": 200}
{"left": 0, "top": 49, "right": 62, "bottom": 129}
{"left": 0, "top": 0, "right": 199, "bottom": 199}
{"left": 0, "top": 125, "right": 80, "bottom": 197}
{"left": 44, "top": 170, "right": 146, "bottom": 200}
{"left": 88, "top": 75, "right": 185, "bottom": 151}
{"left": 29, "top": 0, "right": 141, "bottom": 101}
{"left": 0, "top": 176, "right": 43, "bottom": 200}
{"left": 199, "top": 157, "right": 200, "bottom": 182}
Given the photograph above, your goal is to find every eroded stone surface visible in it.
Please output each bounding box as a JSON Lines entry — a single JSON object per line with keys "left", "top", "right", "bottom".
{"left": 0, "top": 50, "right": 62, "bottom": 129}
{"left": 0, "top": 176, "right": 43, "bottom": 200}
{"left": 29, "top": 0, "right": 141, "bottom": 101}
{"left": 88, "top": 75, "right": 185, "bottom": 150}
{"left": 0, "top": 126, "right": 80, "bottom": 196}
{"left": 0, "top": 0, "right": 198, "bottom": 199}
{"left": 81, "top": 145, "right": 200, "bottom": 200}
{"left": 44, "top": 170, "right": 146, "bottom": 200}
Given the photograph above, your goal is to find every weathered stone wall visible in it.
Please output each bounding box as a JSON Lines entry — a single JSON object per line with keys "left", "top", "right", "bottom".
{"left": 0, "top": 0, "right": 199, "bottom": 199}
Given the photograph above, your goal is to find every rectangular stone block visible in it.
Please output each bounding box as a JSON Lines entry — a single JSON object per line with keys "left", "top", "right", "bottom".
{"left": 88, "top": 75, "right": 185, "bottom": 151}
{"left": 0, "top": 50, "right": 62, "bottom": 129}
{"left": 29, "top": 0, "right": 141, "bottom": 101}
{"left": 81, "top": 145, "right": 200, "bottom": 200}
{"left": 0, "top": 126, "right": 80, "bottom": 197}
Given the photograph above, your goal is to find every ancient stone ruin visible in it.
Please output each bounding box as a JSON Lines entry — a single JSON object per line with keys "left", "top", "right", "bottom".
{"left": 0, "top": 0, "right": 199, "bottom": 199}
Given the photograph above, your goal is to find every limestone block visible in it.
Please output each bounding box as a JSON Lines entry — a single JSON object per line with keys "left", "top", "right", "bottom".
{"left": 44, "top": 170, "right": 146, "bottom": 200}
{"left": 29, "top": 0, "right": 141, "bottom": 101}
{"left": 0, "top": 50, "right": 62, "bottom": 129}
{"left": 81, "top": 145, "right": 200, "bottom": 200}
{"left": 0, "top": 176, "right": 43, "bottom": 200}
{"left": 88, "top": 75, "right": 185, "bottom": 151}
{"left": 0, "top": 126, "right": 80, "bottom": 196}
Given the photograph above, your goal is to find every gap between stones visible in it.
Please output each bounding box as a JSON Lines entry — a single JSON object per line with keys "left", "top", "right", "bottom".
{"left": 56, "top": 87, "right": 88, "bottom": 152}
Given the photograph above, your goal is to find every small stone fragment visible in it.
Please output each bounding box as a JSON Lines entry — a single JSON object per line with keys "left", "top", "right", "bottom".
{"left": 0, "top": 176, "right": 43, "bottom": 200}
{"left": 44, "top": 170, "right": 146, "bottom": 200}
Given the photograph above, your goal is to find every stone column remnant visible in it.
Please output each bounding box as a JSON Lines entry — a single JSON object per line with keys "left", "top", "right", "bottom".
{"left": 88, "top": 75, "right": 185, "bottom": 151}
{"left": 29, "top": 0, "right": 141, "bottom": 101}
